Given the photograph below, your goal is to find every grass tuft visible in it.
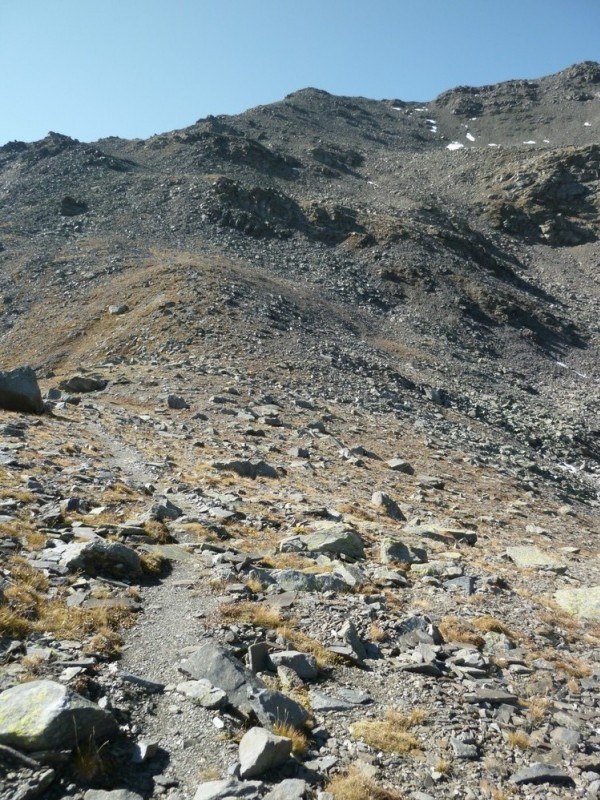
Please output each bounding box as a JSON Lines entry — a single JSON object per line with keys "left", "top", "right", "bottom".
{"left": 327, "top": 768, "right": 402, "bottom": 800}
{"left": 272, "top": 722, "right": 309, "bottom": 756}
{"left": 219, "top": 601, "right": 281, "bottom": 628}
{"left": 350, "top": 707, "right": 426, "bottom": 754}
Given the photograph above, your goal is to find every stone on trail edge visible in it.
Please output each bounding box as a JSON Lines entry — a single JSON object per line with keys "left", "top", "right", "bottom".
{"left": 238, "top": 726, "right": 293, "bottom": 778}
{"left": 193, "top": 779, "right": 263, "bottom": 800}
{"left": 179, "top": 640, "right": 309, "bottom": 728}
{"left": 0, "top": 680, "right": 117, "bottom": 751}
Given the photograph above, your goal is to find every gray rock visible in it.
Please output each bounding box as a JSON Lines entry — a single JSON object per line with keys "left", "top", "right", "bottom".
{"left": 269, "top": 651, "right": 318, "bottom": 680}
{"left": 248, "top": 642, "right": 271, "bottom": 674}
{"left": 332, "top": 561, "right": 368, "bottom": 588}
{"left": 506, "top": 546, "right": 566, "bottom": 573}
{"left": 380, "top": 537, "right": 427, "bottom": 565}
{"left": 263, "top": 779, "right": 307, "bottom": 800}
{"left": 510, "top": 763, "right": 575, "bottom": 786}
{"left": 464, "top": 688, "right": 518, "bottom": 705}
{"left": 84, "top": 792, "right": 143, "bottom": 800}
{"left": 60, "top": 539, "right": 141, "bottom": 576}
{"left": 336, "top": 688, "right": 371, "bottom": 705}
{"left": 301, "top": 525, "right": 364, "bottom": 560}
{"left": 239, "top": 727, "right": 292, "bottom": 778}
{"left": 371, "top": 491, "right": 405, "bottom": 520}
{"left": 59, "top": 375, "right": 108, "bottom": 393}
{"left": 0, "top": 680, "right": 117, "bottom": 751}
{"left": 213, "top": 459, "right": 279, "bottom": 479}
{"left": 167, "top": 394, "right": 189, "bottom": 409}
{"left": 309, "top": 690, "right": 354, "bottom": 712}
{"left": 176, "top": 680, "right": 227, "bottom": 709}
{"left": 146, "top": 497, "right": 182, "bottom": 521}
{"left": 550, "top": 726, "right": 581, "bottom": 751}
{"left": 450, "top": 736, "right": 479, "bottom": 759}
{"left": 248, "top": 687, "right": 310, "bottom": 729}
{"left": 0, "top": 366, "right": 44, "bottom": 413}
{"left": 179, "top": 641, "right": 308, "bottom": 728}
{"left": 107, "top": 304, "right": 129, "bottom": 315}
{"left": 193, "top": 779, "right": 263, "bottom": 800}
{"left": 386, "top": 458, "right": 415, "bottom": 474}
{"left": 339, "top": 620, "right": 366, "bottom": 661}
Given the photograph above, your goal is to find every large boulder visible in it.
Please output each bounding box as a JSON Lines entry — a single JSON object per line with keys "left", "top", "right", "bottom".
{"left": 0, "top": 366, "right": 44, "bottom": 413}
{"left": 60, "top": 539, "right": 142, "bottom": 576}
{"left": 0, "top": 680, "right": 117, "bottom": 751}
{"left": 301, "top": 524, "right": 364, "bottom": 560}
{"left": 179, "top": 640, "right": 309, "bottom": 728}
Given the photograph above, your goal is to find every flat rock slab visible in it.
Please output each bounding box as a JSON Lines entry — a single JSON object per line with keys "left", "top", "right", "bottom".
{"left": 0, "top": 680, "right": 117, "bottom": 751}
{"left": 212, "top": 459, "right": 279, "bottom": 479}
{"left": 510, "top": 763, "right": 575, "bottom": 786}
{"left": 554, "top": 586, "right": 600, "bottom": 619}
{"left": 193, "top": 779, "right": 263, "bottom": 800}
{"left": 505, "top": 546, "right": 566, "bottom": 572}
{"left": 263, "top": 779, "right": 308, "bottom": 800}
{"left": 84, "top": 791, "right": 144, "bottom": 800}
{"left": 176, "top": 680, "right": 227, "bottom": 709}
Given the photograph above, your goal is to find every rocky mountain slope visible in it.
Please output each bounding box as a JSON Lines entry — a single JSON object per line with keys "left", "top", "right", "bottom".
{"left": 0, "top": 62, "right": 599, "bottom": 800}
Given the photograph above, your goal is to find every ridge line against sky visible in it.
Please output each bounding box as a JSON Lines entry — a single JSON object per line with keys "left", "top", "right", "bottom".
{"left": 1, "top": 0, "right": 599, "bottom": 145}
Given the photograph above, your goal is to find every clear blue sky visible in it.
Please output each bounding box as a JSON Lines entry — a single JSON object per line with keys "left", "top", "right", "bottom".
{"left": 1, "top": 0, "right": 598, "bottom": 146}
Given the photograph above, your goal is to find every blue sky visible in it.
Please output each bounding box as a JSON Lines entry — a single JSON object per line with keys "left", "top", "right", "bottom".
{"left": 1, "top": 0, "right": 598, "bottom": 145}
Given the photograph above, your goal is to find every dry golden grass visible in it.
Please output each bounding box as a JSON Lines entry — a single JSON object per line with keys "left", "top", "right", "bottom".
{"left": 327, "top": 768, "right": 402, "bottom": 800}
{"left": 140, "top": 551, "right": 167, "bottom": 576}
{"left": 272, "top": 722, "right": 309, "bottom": 756}
{"left": 6, "top": 557, "right": 49, "bottom": 592}
{"left": 350, "top": 708, "right": 426, "bottom": 754}
{"left": 143, "top": 520, "right": 173, "bottom": 544}
{"left": 368, "top": 623, "right": 388, "bottom": 642}
{"left": 261, "top": 553, "right": 316, "bottom": 571}
{"left": 505, "top": 730, "right": 530, "bottom": 749}
{"left": 0, "top": 488, "right": 37, "bottom": 503}
{"left": 245, "top": 577, "right": 265, "bottom": 593}
{"left": 219, "top": 601, "right": 282, "bottom": 628}
{"left": 71, "top": 738, "right": 113, "bottom": 783}
{"left": 472, "top": 615, "right": 510, "bottom": 635}
{"left": 83, "top": 629, "right": 124, "bottom": 659}
{"left": 524, "top": 696, "right": 550, "bottom": 724}
{"left": 0, "top": 578, "right": 135, "bottom": 659}
{"left": 434, "top": 757, "right": 453, "bottom": 776}
{"left": 276, "top": 625, "right": 341, "bottom": 667}
{"left": 438, "top": 616, "right": 485, "bottom": 648}
{"left": 532, "top": 648, "right": 592, "bottom": 678}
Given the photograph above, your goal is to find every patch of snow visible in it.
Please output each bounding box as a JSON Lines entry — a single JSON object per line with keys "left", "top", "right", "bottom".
{"left": 414, "top": 107, "right": 428, "bottom": 112}
{"left": 470, "top": 117, "right": 478, "bottom": 121}
{"left": 367, "top": 180, "right": 378, "bottom": 186}
{"left": 584, "top": 121, "right": 591, "bottom": 126}
{"left": 543, "top": 139, "right": 550, "bottom": 143}
{"left": 446, "top": 142, "right": 465, "bottom": 151}
{"left": 392, "top": 107, "right": 403, "bottom": 111}
{"left": 487, "top": 143, "right": 500, "bottom": 147}
{"left": 426, "top": 119, "right": 436, "bottom": 124}
{"left": 523, "top": 140, "right": 536, "bottom": 145}
{"left": 466, "top": 132, "right": 475, "bottom": 142}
